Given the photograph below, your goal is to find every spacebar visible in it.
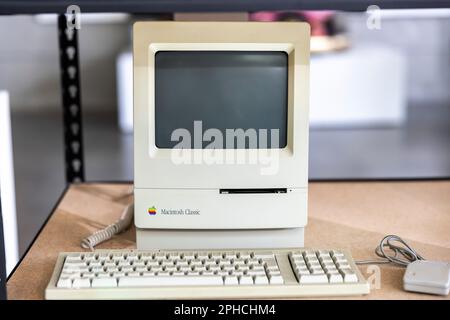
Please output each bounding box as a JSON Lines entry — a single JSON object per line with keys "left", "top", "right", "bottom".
{"left": 118, "top": 276, "right": 224, "bottom": 287}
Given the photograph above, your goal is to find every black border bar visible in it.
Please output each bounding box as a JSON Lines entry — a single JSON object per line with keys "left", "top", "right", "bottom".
{"left": 1, "top": 0, "right": 450, "bottom": 15}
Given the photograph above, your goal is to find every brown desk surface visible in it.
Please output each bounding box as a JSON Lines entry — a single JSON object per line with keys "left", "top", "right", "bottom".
{"left": 7, "top": 181, "right": 450, "bottom": 300}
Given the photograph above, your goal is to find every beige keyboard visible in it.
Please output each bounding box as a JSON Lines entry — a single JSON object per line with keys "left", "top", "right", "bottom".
{"left": 46, "top": 248, "right": 370, "bottom": 299}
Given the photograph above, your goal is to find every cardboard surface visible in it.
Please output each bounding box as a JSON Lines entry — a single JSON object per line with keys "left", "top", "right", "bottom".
{"left": 7, "top": 181, "right": 450, "bottom": 300}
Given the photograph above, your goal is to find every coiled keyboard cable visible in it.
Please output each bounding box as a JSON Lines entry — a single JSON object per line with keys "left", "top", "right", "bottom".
{"left": 81, "top": 204, "right": 134, "bottom": 251}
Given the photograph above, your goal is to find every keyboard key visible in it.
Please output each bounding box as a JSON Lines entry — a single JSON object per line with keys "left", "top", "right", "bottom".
{"left": 309, "top": 268, "right": 325, "bottom": 275}
{"left": 224, "top": 276, "right": 239, "bottom": 285}
{"left": 96, "top": 272, "right": 111, "bottom": 278}
{"left": 246, "top": 258, "right": 260, "bottom": 265}
{"left": 232, "top": 259, "right": 245, "bottom": 267}
{"left": 73, "top": 278, "right": 91, "bottom": 288}
{"left": 328, "top": 273, "right": 343, "bottom": 283}
{"left": 183, "top": 252, "right": 196, "bottom": 260}
{"left": 133, "top": 261, "right": 146, "bottom": 267}
{"left": 254, "top": 275, "right": 269, "bottom": 285}
{"left": 91, "top": 267, "right": 104, "bottom": 273}
{"left": 112, "top": 254, "right": 126, "bottom": 261}
{"left": 118, "top": 261, "right": 131, "bottom": 267}
{"left": 231, "top": 270, "right": 244, "bottom": 277}
{"left": 296, "top": 267, "right": 310, "bottom": 274}
{"left": 104, "top": 261, "right": 116, "bottom": 268}
{"left": 307, "top": 262, "right": 321, "bottom": 269}
{"left": 289, "top": 252, "right": 303, "bottom": 259}
{"left": 336, "top": 262, "right": 351, "bottom": 269}
{"left": 98, "top": 253, "right": 110, "bottom": 260}
{"left": 201, "top": 269, "right": 213, "bottom": 274}
{"left": 113, "top": 272, "right": 126, "bottom": 278}
{"left": 151, "top": 266, "right": 163, "bottom": 272}
{"left": 167, "top": 252, "right": 179, "bottom": 259}
{"left": 209, "top": 265, "right": 220, "bottom": 272}
{"left": 217, "top": 259, "right": 231, "bottom": 266}
{"left": 299, "top": 274, "right": 328, "bottom": 284}
{"left": 239, "top": 275, "right": 254, "bottom": 285}
{"left": 121, "top": 266, "right": 134, "bottom": 273}
{"left": 92, "top": 278, "right": 117, "bottom": 288}
{"left": 317, "top": 250, "right": 331, "bottom": 257}
{"left": 65, "top": 262, "right": 86, "bottom": 269}
{"left": 268, "top": 271, "right": 281, "bottom": 279}
{"left": 68, "top": 265, "right": 90, "bottom": 273}
{"left": 331, "top": 250, "right": 344, "bottom": 256}
{"left": 302, "top": 250, "right": 317, "bottom": 258}
{"left": 263, "top": 259, "right": 279, "bottom": 270}
{"left": 269, "top": 274, "right": 284, "bottom": 285}
{"left": 239, "top": 253, "right": 251, "bottom": 260}
{"left": 57, "top": 277, "right": 72, "bottom": 288}
{"left": 136, "top": 267, "right": 147, "bottom": 273}
{"left": 319, "top": 256, "right": 333, "bottom": 264}
{"left": 324, "top": 266, "right": 338, "bottom": 274}
{"left": 204, "top": 258, "right": 217, "bottom": 265}
{"left": 223, "top": 251, "right": 236, "bottom": 258}
{"left": 119, "top": 276, "right": 223, "bottom": 287}
{"left": 250, "top": 265, "right": 265, "bottom": 272}
{"left": 254, "top": 251, "right": 274, "bottom": 259}
{"left": 66, "top": 255, "right": 82, "bottom": 262}
{"left": 210, "top": 252, "right": 222, "bottom": 259}
{"left": 62, "top": 271, "right": 81, "bottom": 279}
{"left": 322, "top": 261, "right": 336, "bottom": 267}
{"left": 340, "top": 269, "right": 358, "bottom": 283}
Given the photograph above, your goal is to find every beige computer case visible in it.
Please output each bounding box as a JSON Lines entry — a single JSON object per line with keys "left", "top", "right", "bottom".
{"left": 133, "top": 22, "right": 310, "bottom": 249}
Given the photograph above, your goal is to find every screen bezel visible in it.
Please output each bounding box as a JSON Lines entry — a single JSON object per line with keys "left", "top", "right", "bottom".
{"left": 148, "top": 43, "right": 295, "bottom": 155}
{"left": 153, "top": 49, "right": 290, "bottom": 150}
{"left": 134, "top": 22, "right": 310, "bottom": 189}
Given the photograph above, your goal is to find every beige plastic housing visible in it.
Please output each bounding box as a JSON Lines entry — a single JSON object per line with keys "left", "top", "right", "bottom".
{"left": 45, "top": 249, "right": 370, "bottom": 299}
{"left": 133, "top": 22, "right": 310, "bottom": 248}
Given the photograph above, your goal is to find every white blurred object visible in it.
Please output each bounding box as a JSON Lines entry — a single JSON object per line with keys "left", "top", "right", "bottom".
{"left": 378, "top": 9, "right": 450, "bottom": 19}
{"left": 117, "top": 46, "right": 407, "bottom": 131}
{"left": 34, "top": 13, "right": 130, "bottom": 25}
{"left": 117, "top": 50, "right": 133, "bottom": 133}
{"left": 310, "top": 45, "right": 407, "bottom": 127}
{"left": 0, "top": 91, "right": 19, "bottom": 276}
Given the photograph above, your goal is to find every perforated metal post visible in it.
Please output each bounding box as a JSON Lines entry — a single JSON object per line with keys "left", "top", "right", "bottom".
{"left": 58, "top": 14, "right": 85, "bottom": 183}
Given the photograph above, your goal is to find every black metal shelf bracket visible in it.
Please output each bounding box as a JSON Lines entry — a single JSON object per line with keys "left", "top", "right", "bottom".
{"left": 58, "top": 14, "right": 85, "bottom": 184}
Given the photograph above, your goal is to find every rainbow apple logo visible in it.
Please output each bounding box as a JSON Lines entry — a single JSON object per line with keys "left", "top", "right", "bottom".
{"left": 148, "top": 206, "right": 157, "bottom": 215}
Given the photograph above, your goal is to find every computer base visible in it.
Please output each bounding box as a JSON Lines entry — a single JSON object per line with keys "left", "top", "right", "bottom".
{"left": 136, "top": 227, "right": 304, "bottom": 250}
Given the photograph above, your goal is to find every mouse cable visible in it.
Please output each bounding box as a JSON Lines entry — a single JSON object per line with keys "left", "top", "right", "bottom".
{"left": 355, "top": 234, "right": 425, "bottom": 267}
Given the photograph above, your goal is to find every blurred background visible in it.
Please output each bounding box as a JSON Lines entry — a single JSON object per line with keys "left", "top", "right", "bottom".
{"left": 0, "top": 10, "right": 449, "bottom": 257}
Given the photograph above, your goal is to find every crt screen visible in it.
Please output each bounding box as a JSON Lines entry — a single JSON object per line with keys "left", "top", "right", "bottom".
{"left": 155, "top": 51, "right": 288, "bottom": 149}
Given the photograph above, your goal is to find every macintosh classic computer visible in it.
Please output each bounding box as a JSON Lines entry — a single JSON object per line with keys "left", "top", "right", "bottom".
{"left": 46, "top": 22, "right": 371, "bottom": 298}
{"left": 133, "top": 22, "right": 310, "bottom": 250}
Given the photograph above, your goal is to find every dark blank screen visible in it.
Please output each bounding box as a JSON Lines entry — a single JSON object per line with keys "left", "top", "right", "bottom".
{"left": 155, "top": 51, "right": 288, "bottom": 149}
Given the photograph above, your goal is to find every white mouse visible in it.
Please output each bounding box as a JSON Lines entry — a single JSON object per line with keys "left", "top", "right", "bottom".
{"left": 403, "top": 260, "right": 450, "bottom": 296}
